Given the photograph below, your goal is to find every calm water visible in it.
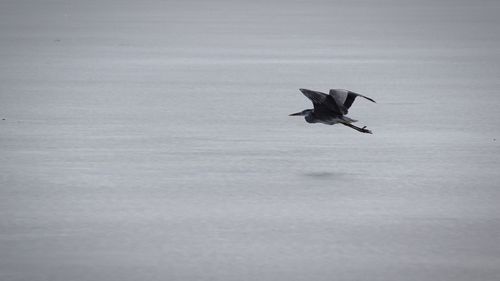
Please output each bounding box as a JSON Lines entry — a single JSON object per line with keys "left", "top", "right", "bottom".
{"left": 1, "top": 0, "right": 500, "bottom": 280}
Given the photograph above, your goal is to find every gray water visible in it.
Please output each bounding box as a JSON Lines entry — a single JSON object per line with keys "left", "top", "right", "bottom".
{"left": 1, "top": 0, "right": 500, "bottom": 280}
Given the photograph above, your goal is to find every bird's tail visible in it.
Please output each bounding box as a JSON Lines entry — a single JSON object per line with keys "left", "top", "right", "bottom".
{"left": 341, "top": 116, "right": 358, "bottom": 123}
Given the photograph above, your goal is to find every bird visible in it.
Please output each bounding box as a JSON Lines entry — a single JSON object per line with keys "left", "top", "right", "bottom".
{"left": 289, "top": 88, "right": 376, "bottom": 134}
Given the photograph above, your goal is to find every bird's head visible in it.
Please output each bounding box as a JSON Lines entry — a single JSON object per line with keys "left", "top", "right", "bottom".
{"left": 289, "top": 109, "right": 312, "bottom": 117}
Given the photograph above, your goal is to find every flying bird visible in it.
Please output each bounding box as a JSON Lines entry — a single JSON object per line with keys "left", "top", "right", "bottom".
{"left": 289, "top": 88, "right": 376, "bottom": 134}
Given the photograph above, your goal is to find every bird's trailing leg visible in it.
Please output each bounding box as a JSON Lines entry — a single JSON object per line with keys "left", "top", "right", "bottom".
{"left": 341, "top": 122, "right": 372, "bottom": 134}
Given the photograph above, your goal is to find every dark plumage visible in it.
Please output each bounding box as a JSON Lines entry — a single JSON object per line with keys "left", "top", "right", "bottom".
{"left": 289, "top": 88, "right": 376, "bottom": 134}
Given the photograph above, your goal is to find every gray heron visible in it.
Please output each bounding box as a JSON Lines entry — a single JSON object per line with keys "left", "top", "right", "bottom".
{"left": 289, "top": 88, "right": 376, "bottom": 134}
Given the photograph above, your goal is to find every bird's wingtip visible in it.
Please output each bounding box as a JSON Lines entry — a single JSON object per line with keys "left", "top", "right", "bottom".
{"left": 365, "top": 96, "right": 376, "bottom": 103}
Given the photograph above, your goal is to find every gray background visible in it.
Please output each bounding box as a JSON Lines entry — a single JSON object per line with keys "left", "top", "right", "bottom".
{"left": 1, "top": 0, "right": 500, "bottom": 280}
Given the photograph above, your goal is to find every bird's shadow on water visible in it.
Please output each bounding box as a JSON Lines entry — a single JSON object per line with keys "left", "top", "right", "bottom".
{"left": 301, "top": 171, "right": 344, "bottom": 179}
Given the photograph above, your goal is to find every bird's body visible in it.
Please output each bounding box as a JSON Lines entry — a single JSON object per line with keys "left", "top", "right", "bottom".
{"left": 290, "top": 88, "right": 375, "bottom": 134}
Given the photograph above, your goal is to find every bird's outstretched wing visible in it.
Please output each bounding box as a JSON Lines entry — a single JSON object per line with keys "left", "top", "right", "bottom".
{"left": 300, "top": 88, "right": 342, "bottom": 114}
{"left": 300, "top": 88, "right": 327, "bottom": 104}
{"left": 329, "top": 89, "right": 376, "bottom": 114}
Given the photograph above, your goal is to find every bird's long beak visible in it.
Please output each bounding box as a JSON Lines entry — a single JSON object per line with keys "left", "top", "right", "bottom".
{"left": 289, "top": 112, "right": 303, "bottom": 116}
